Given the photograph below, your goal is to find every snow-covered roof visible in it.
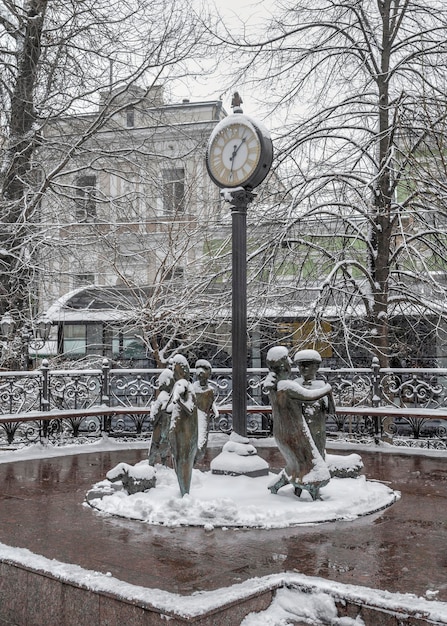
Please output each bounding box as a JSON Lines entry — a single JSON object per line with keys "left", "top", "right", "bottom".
{"left": 45, "top": 285, "right": 152, "bottom": 323}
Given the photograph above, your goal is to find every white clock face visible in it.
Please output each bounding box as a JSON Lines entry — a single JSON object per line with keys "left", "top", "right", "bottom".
{"left": 208, "top": 122, "right": 261, "bottom": 187}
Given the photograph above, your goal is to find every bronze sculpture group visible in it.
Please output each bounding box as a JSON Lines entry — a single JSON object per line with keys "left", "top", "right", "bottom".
{"left": 148, "top": 346, "right": 334, "bottom": 501}
{"left": 148, "top": 355, "right": 217, "bottom": 496}
{"left": 264, "top": 346, "right": 334, "bottom": 500}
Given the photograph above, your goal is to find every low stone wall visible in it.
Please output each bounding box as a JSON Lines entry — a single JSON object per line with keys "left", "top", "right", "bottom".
{"left": 0, "top": 554, "right": 446, "bottom": 625}
{"left": 0, "top": 557, "right": 273, "bottom": 626}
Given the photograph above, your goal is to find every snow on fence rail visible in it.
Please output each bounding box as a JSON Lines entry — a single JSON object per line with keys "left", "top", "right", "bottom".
{"left": 0, "top": 358, "right": 446, "bottom": 447}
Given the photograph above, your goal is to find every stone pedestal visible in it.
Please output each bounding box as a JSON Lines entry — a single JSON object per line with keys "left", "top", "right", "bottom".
{"left": 210, "top": 432, "right": 269, "bottom": 477}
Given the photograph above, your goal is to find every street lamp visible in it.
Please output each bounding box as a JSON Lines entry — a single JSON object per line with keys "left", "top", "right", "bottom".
{"left": 0, "top": 313, "right": 52, "bottom": 369}
{"left": 0, "top": 313, "right": 15, "bottom": 339}
{"left": 34, "top": 317, "right": 52, "bottom": 344}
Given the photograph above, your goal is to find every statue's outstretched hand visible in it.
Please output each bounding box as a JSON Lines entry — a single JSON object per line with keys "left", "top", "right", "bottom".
{"left": 262, "top": 371, "right": 277, "bottom": 393}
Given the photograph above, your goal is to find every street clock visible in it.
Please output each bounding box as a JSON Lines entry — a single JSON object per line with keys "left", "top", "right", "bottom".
{"left": 206, "top": 113, "right": 273, "bottom": 190}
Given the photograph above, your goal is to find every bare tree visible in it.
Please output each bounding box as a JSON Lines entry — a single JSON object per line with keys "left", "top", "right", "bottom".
{"left": 0, "top": 0, "right": 216, "bottom": 367}
{"left": 217, "top": 0, "right": 447, "bottom": 366}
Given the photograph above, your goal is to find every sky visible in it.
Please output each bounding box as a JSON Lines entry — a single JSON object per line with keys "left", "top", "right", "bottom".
{"left": 179, "top": 0, "right": 276, "bottom": 120}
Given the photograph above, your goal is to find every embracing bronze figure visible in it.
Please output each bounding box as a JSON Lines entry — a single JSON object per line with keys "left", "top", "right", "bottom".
{"left": 263, "top": 346, "right": 333, "bottom": 501}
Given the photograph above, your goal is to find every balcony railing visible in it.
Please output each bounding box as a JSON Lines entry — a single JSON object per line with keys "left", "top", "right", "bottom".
{"left": 0, "top": 358, "right": 446, "bottom": 447}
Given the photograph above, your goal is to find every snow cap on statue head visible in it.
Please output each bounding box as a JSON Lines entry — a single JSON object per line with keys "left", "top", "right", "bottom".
{"left": 294, "top": 349, "right": 322, "bottom": 363}
{"left": 170, "top": 354, "right": 189, "bottom": 367}
{"left": 266, "top": 345, "right": 290, "bottom": 366}
{"left": 195, "top": 358, "right": 212, "bottom": 372}
{"left": 157, "top": 368, "right": 174, "bottom": 392}
{"left": 170, "top": 353, "right": 190, "bottom": 378}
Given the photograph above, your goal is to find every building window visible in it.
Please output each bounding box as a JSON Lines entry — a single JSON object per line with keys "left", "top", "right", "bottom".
{"left": 112, "top": 328, "right": 146, "bottom": 359}
{"left": 63, "top": 324, "right": 86, "bottom": 356}
{"left": 75, "top": 175, "right": 97, "bottom": 221}
{"left": 165, "top": 267, "right": 184, "bottom": 281}
{"left": 162, "top": 168, "right": 185, "bottom": 214}
{"left": 126, "top": 106, "right": 135, "bottom": 128}
{"left": 62, "top": 323, "right": 103, "bottom": 357}
{"left": 74, "top": 274, "right": 94, "bottom": 288}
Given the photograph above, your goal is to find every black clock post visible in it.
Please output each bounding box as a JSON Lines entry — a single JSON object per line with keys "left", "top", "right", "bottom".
{"left": 206, "top": 94, "right": 273, "bottom": 437}
{"left": 227, "top": 187, "right": 255, "bottom": 436}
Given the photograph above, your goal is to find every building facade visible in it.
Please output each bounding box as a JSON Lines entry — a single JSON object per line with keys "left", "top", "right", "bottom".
{"left": 39, "top": 85, "right": 229, "bottom": 364}
{"left": 35, "top": 85, "right": 447, "bottom": 369}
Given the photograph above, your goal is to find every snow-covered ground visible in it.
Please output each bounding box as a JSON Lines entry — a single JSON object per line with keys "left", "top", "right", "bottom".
{"left": 86, "top": 460, "right": 398, "bottom": 529}
{"left": 0, "top": 435, "right": 446, "bottom": 624}
{"left": 83, "top": 429, "right": 398, "bottom": 529}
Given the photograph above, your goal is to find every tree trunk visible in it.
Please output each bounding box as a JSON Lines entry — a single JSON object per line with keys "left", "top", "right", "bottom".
{"left": 1, "top": 0, "right": 47, "bottom": 319}
{"left": 369, "top": 0, "right": 393, "bottom": 367}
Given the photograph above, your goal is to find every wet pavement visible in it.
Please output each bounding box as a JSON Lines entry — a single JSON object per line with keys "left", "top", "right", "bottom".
{"left": 0, "top": 444, "right": 446, "bottom": 602}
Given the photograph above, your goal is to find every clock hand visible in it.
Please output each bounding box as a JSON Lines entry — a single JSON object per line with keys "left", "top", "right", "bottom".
{"left": 230, "top": 137, "right": 247, "bottom": 164}
{"left": 229, "top": 137, "right": 247, "bottom": 179}
{"left": 230, "top": 145, "right": 238, "bottom": 170}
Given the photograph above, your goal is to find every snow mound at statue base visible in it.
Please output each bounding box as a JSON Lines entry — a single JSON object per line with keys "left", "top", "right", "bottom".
{"left": 85, "top": 462, "right": 399, "bottom": 529}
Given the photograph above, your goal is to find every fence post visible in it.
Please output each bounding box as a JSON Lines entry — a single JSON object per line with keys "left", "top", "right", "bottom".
{"left": 371, "top": 356, "right": 381, "bottom": 442}
{"left": 101, "top": 358, "right": 111, "bottom": 435}
{"left": 371, "top": 357, "right": 381, "bottom": 407}
{"left": 40, "top": 359, "right": 50, "bottom": 442}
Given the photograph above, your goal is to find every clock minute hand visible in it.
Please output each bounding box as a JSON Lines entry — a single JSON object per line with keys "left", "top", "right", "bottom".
{"left": 231, "top": 136, "right": 247, "bottom": 163}
{"left": 229, "top": 137, "right": 247, "bottom": 180}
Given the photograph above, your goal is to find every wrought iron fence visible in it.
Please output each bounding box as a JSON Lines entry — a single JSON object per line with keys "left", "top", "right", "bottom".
{"left": 0, "top": 357, "right": 446, "bottom": 447}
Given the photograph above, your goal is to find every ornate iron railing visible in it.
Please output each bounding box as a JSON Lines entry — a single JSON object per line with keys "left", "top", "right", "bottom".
{"left": 0, "top": 358, "right": 446, "bottom": 447}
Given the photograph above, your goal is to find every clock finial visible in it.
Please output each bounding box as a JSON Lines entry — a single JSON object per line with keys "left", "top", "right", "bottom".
{"left": 231, "top": 91, "right": 243, "bottom": 113}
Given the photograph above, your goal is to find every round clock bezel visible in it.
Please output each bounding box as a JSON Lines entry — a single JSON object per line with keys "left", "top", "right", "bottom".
{"left": 206, "top": 114, "right": 273, "bottom": 190}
